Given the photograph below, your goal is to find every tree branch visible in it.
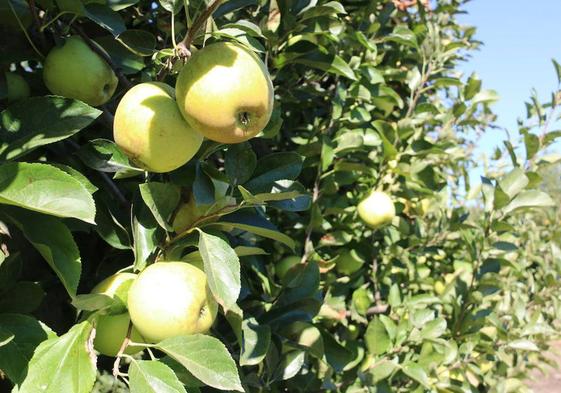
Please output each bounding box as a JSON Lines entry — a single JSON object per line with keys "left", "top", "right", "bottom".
{"left": 71, "top": 24, "right": 132, "bottom": 89}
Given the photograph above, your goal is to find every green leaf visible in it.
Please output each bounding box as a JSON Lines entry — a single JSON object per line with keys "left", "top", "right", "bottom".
{"left": 158, "top": 0, "right": 183, "bottom": 14}
{"left": 240, "top": 317, "right": 270, "bottom": 366}
{"left": 387, "top": 25, "right": 418, "bottom": 47}
{"left": 286, "top": 50, "right": 356, "bottom": 81}
{"left": 401, "top": 361, "right": 430, "bottom": 388}
{"left": 507, "top": 339, "right": 539, "bottom": 351}
{"left": 0, "top": 314, "right": 56, "bottom": 385}
{"left": 216, "top": 210, "right": 295, "bottom": 250}
{"left": 0, "top": 162, "right": 96, "bottom": 223}
{"left": 420, "top": 318, "right": 447, "bottom": 340}
{"left": 464, "top": 73, "right": 481, "bottom": 100}
{"left": 132, "top": 194, "right": 162, "bottom": 271}
{"left": 298, "top": 1, "right": 346, "bottom": 21}
{"left": 472, "top": 89, "right": 499, "bottom": 104}
{"left": 244, "top": 152, "right": 304, "bottom": 193}
{"left": 0, "top": 96, "right": 101, "bottom": 161}
{"left": 365, "top": 317, "right": 391, "bottom": 355}
{"left": 156, "top": 335, "right": 243, "bottom": 392}
{"left": 129, "top": 360, "right": 187, "bottom": 393}
{"left": 85, "top": 3, "right": 126, "bottom": 36}
{"left": 225, "top": 143, "right": 256, "bottom": 186}
{"left": 77, "top": 138, "right": 143, "bottom": 178}
{"left": 4, "top": 208, "right": 82, "bottom": 297}
{"left": 17, "top": 321, "right": 96, "bottom": 393}
{"left": 198, "top": 230, "right": 241, "bottom": 312}
{"left": 523, "top": 132, "right": 540, "bottom": 161}
{"left": 502, "top": 190, "right": 555, "bottom": 215}
{"left": 139, "top": 182, "right": 181, "bottom": 231}
{"left": 116, "top": 30, "right": 157, "bottom": 56}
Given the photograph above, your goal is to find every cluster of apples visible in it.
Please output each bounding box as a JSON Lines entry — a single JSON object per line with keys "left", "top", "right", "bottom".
{"left": 92, "top": 262, "right": 217, "bottom": 356}
{"left": 41, "top": 36, "right": 274, "bottom": 172}
{"left": 39, "top": 36, "right": 274, "bottom": 355}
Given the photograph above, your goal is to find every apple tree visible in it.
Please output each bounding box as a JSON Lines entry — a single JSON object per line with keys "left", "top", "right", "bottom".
{"left": 1, "top": 0, "right": 560, "bottom": 392}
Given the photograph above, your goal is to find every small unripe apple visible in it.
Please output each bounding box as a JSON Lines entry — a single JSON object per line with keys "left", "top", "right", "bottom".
{"left": 335, "top": 249, "right": 365, "bottom": 275}
{"left": 127, "top": 262, "right": 218, "bottom": 343}
{"left": 357, "top": 190, "right": 395, "bottom": 228}
{"left": 175, "top": 41, "right": 274, "bottom": 143}
{"left": 4, "top": 72, "right": 30, "bottom": 102}
{"left": 43, "top": 36, "right": 117, "bottom": 106}
{"left": 91, "top": 273, "right": 144, "bottom": 357}
{"left": 114, "top": 82, "right": 203, "bottom": 173}
{"left": 275, "top": 256, "right": 301, "bottom": 280}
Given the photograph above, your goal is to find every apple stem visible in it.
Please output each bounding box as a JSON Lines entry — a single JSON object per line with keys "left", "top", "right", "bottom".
{"left": 71, "top": 25, "right": 133, "bottom": 90}
{"left": 180, "top": 0, "right": 224, "bottom": 51}
{"left": 112, "top": 321, "right": 133, "bottom": 377}
{"left": 157, "top": 0, "right": 223, "bottom": 81}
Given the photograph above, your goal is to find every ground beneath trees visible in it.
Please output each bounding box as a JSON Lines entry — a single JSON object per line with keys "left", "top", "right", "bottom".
{"left": 527, "top": 341, "right": 561, "bottom": 393}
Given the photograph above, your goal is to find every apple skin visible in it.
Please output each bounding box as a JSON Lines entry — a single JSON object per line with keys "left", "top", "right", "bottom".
{"left": 4, "top": 72, "right": 30, "bottom": 102}
{"left": 335, "top": 249, "right": 365, "bottom": 275}
{"left": 114, "top": 82, "right": 203, "bottom": 173}
{"left": 175, "top": 41, "right": 274, "bottom": 144}
{"left": 43, "top": 36, "right": 118, "bottom": 106}
{"left": 275, "top": 256, "right": 301, "bottom": 280}
{"left": 357, "top": 190, "right": 395, "bottom": 228}
{"left": 127, "top": 262, "right": 218, "bottom": 343}
{"left": 91, "top": 273, "right": 145, "bottom": 357}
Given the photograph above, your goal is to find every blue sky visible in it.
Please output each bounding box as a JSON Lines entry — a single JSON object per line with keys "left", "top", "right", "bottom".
{"left": 458, "top": 0, "right": 561, "bottom": 181}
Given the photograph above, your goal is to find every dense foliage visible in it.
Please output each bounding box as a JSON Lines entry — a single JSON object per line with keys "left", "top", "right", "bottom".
{"left": 0, "top": 0, "right": 560, "bottom": 392}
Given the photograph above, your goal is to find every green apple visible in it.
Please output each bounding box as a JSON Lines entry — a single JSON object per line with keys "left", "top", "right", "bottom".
{"left": 127, "top": 262, "right": 218, "bottom": 343}
{"left": 43, "top": 36, "right": 118, "bottom": 106}
{"left": 0, "top": 0, "right": 32, "bottom": 30}
{"left": 275, "top": 256, "right": 301, "bottom": 280}
{"left": 91, "top": 273, "right": 145, "bottom": 357}
{"left": 114, "top": 82, "right": 203, "bottom": 173}
{"left": 352, "top": 287, "right": 371, "bottom": 315}
{"left": 175, "top": 41, "right": 274, "bottom": 143}
{"left": 335, "top": 249, "right": 365, "bottom": 275}
{"left": 357, "top": 190, "right": 395, "bottom": 228}
{"left": 4, "top": 72, "right": 29, "bottom": 102}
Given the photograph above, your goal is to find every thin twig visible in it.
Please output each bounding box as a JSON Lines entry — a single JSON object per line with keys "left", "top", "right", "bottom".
{"left": 99, "top": 172, "right": 129, "bottom": 207}
{"left": 71, "top": 25, "right": 132, "bottom": 89}
{"left": 27, "top": 0, "right": 48, "bottom": 51}
{"left": 157, "top": 0, "right": 223, "bottom": 81}
{"left": 112, "top": 321, "right": 133, "bottom": 377}
{"left": 178, "top": 0, "right": 223, "bottom": 52}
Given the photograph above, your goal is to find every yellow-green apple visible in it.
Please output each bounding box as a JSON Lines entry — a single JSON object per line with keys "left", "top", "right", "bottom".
{"left": 172, "top": 180, "right": 234, "bottom": 233}
{"left": 91, "top": 272, "right": 144, "bottom": 357}
{"left": 114, "top": 82, "right": 203, "bottom": 173}
{"left": 127, "top": 262, "right": 218, "bottom": 343}
{"left": 335, "top": 249, "right": 365, "bottom": 275}
{"left": 357, "top": 190, "right": 395, "bottom": 228}
{"left": 42, "top": 36, "right": 117, "bottom": 106}
{"left": 175, "top": 41, "right": 274, "bottom": 143}
{"left": 275, "top": 256, "right": 301, "bottom": 280}
{"left": 4, "top": 72, "right": 29, "bottom": 102}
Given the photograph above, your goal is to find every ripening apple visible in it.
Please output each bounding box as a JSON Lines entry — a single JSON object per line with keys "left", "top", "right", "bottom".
{"left": 43, "top": 36, "right": 117, "bottom": 106}
{"left": 127, "top": 262, "right": 218, "bottom": 343}
{"left": 114, "top": 82, "right": 203, "bottom": 173}
{"left": 4, "top": 72, "right": 30, "bottom": 102}
{"left": 175, "top": 41, "right": 274, "bottom": 143}
{"left": 357, "top": 190, "right": 396, "bottom": 228}
{"left": 91, "top": 273, "right": 145, "bottom": 357}
{"left": 275, "top": 256, "right": 301, "bottom": 280}
{"left": 335, "top": 249, "right": 365, "bottom": 275}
